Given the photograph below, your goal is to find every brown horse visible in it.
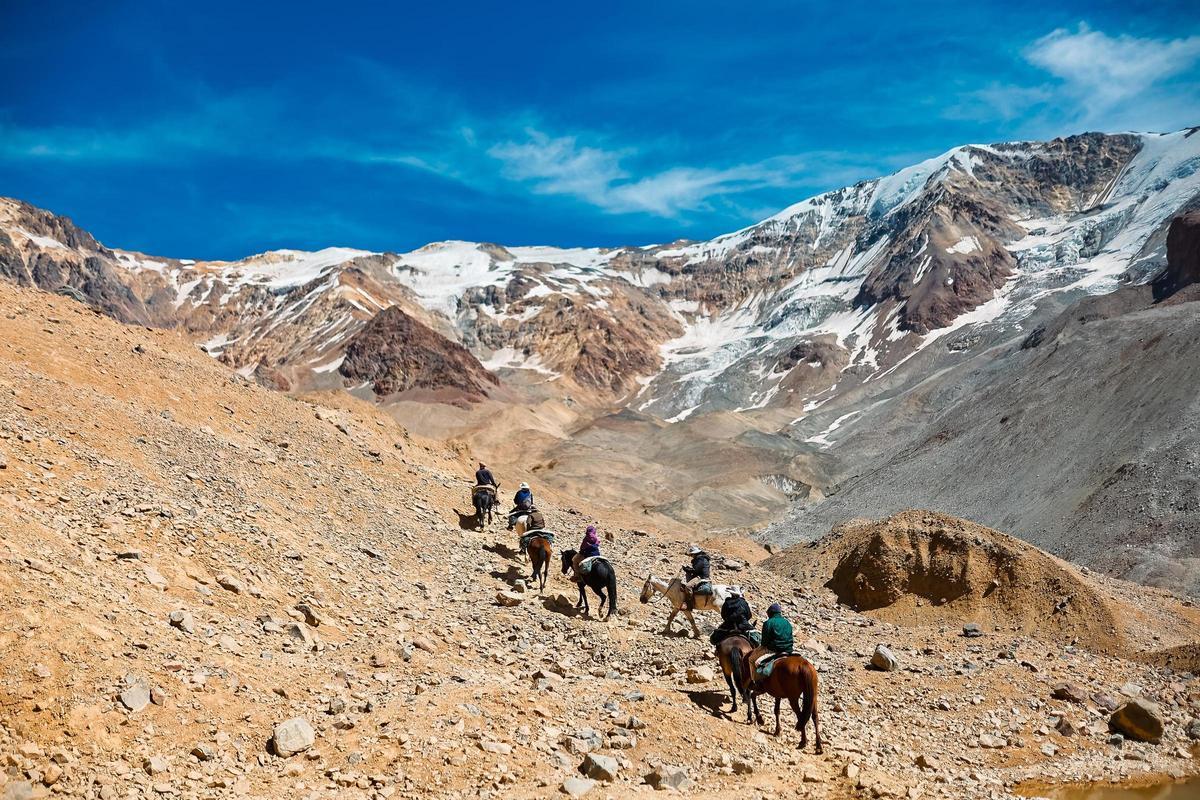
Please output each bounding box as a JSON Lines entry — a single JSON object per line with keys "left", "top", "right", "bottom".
{"left": 715, "top": 635, "right": 755, "bottom": 714}
{"left": 525, "top": 535, "right": 552, "bottom": 594}
{"left": 740, "top": 653, "right": 823, "bottom": 752}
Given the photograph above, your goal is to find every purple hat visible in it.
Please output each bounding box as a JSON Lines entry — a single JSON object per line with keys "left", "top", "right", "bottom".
{"left": 767, "top": 602, "right": 783, "bottom": 615}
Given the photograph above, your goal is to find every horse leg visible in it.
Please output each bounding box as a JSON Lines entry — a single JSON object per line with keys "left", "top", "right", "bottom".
{"left": 790, "top": 696, "right": 807, "bottom": 748}
{"left": 773, "top": 696, "right": 782, "bottom": 737}
{"left": 750, "top": 690, "right": 762, "bottom": 726}
{"left": 685, "top": 609, "right": 701, "bottom": 639}
{"left": 662, "top": 608, "right": 679, "bottom": 635}
{"left": 812, "top": 705, "right": 823, "bottom": 754}
{"left": 723, "top": 665, "right": 738, "bottom": 714}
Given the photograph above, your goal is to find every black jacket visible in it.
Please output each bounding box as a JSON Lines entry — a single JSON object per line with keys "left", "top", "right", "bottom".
{"left": 475, "top": 468, "right": 496, "bottom": 486}
{"left": 720, "top": 594, "right": 752, "bottom": 629}
{"left": 685, "top": 552, "right": 711, "bottom": 582}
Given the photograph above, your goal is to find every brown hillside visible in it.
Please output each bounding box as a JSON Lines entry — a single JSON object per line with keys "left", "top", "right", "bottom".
{"left": 766, "top": 511, "right": 1200, "bottom": 657}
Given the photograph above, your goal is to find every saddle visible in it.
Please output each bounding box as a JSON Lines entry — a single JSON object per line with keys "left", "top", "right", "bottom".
{"left": 473, "top": 485, "right": 497, "bottom": 496}
{"left": 577, "top": 556, "right": 607, "bottom": 576}
{"left": 519, "top": 529, "right": 555, "bottom": 551}
{"left": 753, "top": 651, "right": 792, "bottom": 681}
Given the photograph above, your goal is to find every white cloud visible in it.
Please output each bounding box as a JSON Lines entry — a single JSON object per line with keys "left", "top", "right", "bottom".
{"left": 488, "top": 129, "right": 828, "bottom": 218}
{"left": 1027, "top": 23, "right": 1200, "bottom": 112}
{"left": 951, "top": 23, "right": 1200, "bottom": 131}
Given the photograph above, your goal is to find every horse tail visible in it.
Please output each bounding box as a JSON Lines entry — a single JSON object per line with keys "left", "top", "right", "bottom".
{"left": 798, "top": 662, "right": 817, "bottom": 730}
{"left": 606, "top": 565, "right": 617, "bottom": 616}
{"left": 730, "top": 645, "right": 744, "bottom": 696}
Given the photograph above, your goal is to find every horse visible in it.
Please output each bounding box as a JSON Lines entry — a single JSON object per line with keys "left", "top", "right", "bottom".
{"left": 472, "top": 486, "right": 497, "bottom": 530}
{"left": 739, "top": 652, "right": 823, "bottom": 752}
{"left": 638, "top": 574, "right": 730, "bottom": 638}
{"left": 509, "top": 512, "right": 532, "bottom": 562}
{"left": 525, "top": 534, "right": 552, "bottom": 594}
{"left": 560, "top": 548, "right": 617, "bottom": 619}
{"left": 715, "top": 634, "right": 755, "bottom": 714}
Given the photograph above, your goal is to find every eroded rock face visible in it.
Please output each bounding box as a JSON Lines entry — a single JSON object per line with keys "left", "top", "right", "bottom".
{"left": 1156, "top": 211, "right": 1200, "bottom": 298}
{"left": 339, "top": 306, "right": 499, "bottom": 400}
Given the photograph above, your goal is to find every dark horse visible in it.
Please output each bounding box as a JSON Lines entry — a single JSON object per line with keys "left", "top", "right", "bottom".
{"left": 739, "top": 652, "right": 823, "bottom": 752}
{"left": 525, "top": 534, "right": 552, "bottom": 594}
{"left": 715, "top": 635, "right": 755, "bottom": 714}
{"left": 560, "top": 548, "right": 617, "bottom": 619}
{"left": 472, "top": 486, "right": 496, "bottom": 530}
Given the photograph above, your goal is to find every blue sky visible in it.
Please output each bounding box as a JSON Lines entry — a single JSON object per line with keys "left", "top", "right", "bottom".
{"left": 1, "top": 1, "right": 1198, "bottom": 259}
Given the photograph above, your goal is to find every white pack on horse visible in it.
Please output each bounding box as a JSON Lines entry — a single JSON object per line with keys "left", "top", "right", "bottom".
{"left": 639, "top": 574, "right": 732, "bottom": 638}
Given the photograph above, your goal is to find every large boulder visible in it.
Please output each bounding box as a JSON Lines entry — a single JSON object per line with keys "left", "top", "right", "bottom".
{"left": 272, "top": 718, "right": 315, "bottom": 757}
{"left": 1109, "top": 699, "right": 1164, "bottom": 743}
{"left": 870, "top": 645, "right": 899, "bottom": 671}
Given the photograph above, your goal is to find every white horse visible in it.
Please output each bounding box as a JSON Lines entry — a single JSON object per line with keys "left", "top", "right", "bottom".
{"left": 639, "top": 574, "right": 730, "bottom": 638}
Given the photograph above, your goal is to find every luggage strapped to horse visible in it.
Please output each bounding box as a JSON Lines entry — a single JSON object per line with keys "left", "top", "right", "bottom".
{"left": 520, "top": 529, "right": 555, "bottom": 552}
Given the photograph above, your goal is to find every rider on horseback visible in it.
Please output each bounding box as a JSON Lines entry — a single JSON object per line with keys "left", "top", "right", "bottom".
{"left": 749, "top": 602, "right": 794, "bottom": 688}
{"left": 507, "top": 482, "right": 534, "bottom": 530}
{"left": 709, "top": 586, "right": 757, "bottom": 646}
{"left": 475, "top": 462, "right": 497, "bottom": 488}
{"left": 570, "top": 524, "right": 602, "bottom": 583}
{"left": 683, "top": 544, "right": 711, "bottom": 595}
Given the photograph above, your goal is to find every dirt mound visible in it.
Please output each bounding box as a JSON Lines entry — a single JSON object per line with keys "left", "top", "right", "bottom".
{"left": 767, "top": 510, "right": 1130, "bottom": 654}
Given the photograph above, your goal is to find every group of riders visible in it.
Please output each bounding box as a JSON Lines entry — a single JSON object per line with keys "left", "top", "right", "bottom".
{"left": 472, "top": 463, "right": 795, "bottom": 688}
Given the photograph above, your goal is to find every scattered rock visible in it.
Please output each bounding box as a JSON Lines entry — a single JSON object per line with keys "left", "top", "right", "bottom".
{"left": 580, "top": 753, "right": 619, "bottom": 782}
{"left": 496, "top": 590, "right": 524, "bottom": 607}
{"left": 561, "top": 777, "right": 595, "bottom": 798}
{"left": 1051, "top": 683, "right": 1088, "bottom": 704}
{"left": 168, "top": 609, "right": 194, "bottom": 634}
{"left": 1109, "top": 699, "right": 1164, "bottom": 743}
{"left": 215, "top": 574, "right": 244, "bottom": 594}
{"left": 119, "top": 676, "right": 152, "bottom": 712}
{"left": 870, "top": 644, "right": 899, "bottom": 671}
{"left": 686, "top": 665, "right": 715, "bottom": 684}
{"left": 646, "top": 765, "right": 694, "bottom": 791}
{"left": 272, "top": 718, "right": 316, "bottom": 757}
{"left": 962, "top": 622, "right": 983, "bottom": 637}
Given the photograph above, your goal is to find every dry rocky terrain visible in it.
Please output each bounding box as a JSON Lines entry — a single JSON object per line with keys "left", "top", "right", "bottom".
{"left": 2, "top": 282, "right": 1200, "bottom": 799}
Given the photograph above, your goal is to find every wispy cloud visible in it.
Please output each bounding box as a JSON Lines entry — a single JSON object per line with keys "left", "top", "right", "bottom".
{"left": 1027, "top": 24, "right": 1200, "bottom": 111}
{"left": 487, "top": 129, "right": 860, "bottom": 218}
{"left": 948, "top": 23, "right": 1200, "bottom": 132}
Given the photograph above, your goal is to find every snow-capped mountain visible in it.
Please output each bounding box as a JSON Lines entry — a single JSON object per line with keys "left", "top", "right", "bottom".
{"left": 2, "top": 128, "right": 1198, "bottom": 415}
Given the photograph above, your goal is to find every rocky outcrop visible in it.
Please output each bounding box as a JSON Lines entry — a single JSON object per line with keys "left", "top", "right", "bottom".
{"left": 1155, "top": 211, "right": 1200, "bottom": 299}
{"left": 338, "top": 306, "right": 499, "bottom": 401}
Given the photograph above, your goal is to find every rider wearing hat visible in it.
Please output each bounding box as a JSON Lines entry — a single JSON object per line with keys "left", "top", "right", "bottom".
{"left": 748, "top": 602, "right": 795, "bottom": 688}
{"left": 683, "top": 543, "right": 711, "bottom": 594}
{"left": 475, "top": 462, "right": 497, "bottom": 489}
{"left": 570, "top": 524, "right": 602, "bottom": 584}
{"left": 513, "top": 482, "right": 533, "bottom": 511}
{"left": 508, "top": 482, "right": 535, "bottom": 530}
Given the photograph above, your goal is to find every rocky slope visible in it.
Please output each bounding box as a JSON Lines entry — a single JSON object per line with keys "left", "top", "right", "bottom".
{"left": 338, "top": 306, "right": 499, "bottom": 403}
{"left": 6, "top": 281, "right": 1200, "bottom": 798}
{"left": 762, "top": 203, "right": 1200, "bottom": 593}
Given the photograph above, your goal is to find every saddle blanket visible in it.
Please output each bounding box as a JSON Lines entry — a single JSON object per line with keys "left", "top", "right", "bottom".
{"left": 753, "top": 651, "right": 791, "bottom": 680}
{"left": 473, "top": 485, "right": 496, "bottom": 494}
{"left": 519, "top": 529, "right": 555, "bottom": 549}
{"left": 578, "top": 556, "right": 607, "bottom": 575}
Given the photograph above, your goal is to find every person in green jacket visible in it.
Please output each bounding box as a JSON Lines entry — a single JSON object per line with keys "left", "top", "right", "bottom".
{"left": 748, "top": 602, "right": 794, "bottom": 687}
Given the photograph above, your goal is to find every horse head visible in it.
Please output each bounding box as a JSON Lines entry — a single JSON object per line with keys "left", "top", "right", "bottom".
{"left": 560, "top": 548, "right": 576, "bottom": 575}
{"left": 639, "top": 575, "right": 655, "bottom": 604}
